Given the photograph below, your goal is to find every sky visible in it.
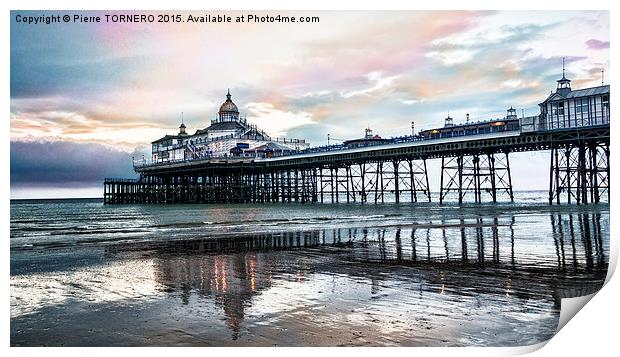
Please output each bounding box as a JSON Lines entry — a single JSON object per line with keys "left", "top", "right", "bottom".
{"left": 10, "top": 10, "right": 610, "bottom": 199}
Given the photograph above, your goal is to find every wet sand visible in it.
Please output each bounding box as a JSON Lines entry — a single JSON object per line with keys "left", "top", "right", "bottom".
{"left": 10, "top": 200, "right": 609, "bottom": 346}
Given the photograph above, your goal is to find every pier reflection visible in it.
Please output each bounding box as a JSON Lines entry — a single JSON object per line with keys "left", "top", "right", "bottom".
{"left": 155, "top": 253, "right": 270, "bottom": 339}
{"left": 550, "top": 212, "right": 606, "bottom": 273}
{"left": 106, "top": 211, "right": 607, "bottom": 341}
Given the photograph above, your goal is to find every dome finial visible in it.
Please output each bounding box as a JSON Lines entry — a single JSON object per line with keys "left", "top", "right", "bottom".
{"left": 226, "top": 88, "right": 231, "bottom": 100}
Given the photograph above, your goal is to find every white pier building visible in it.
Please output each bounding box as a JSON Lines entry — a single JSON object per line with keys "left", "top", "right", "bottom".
{"left": 150, "top": 90, "right": 309, "bottom": 164}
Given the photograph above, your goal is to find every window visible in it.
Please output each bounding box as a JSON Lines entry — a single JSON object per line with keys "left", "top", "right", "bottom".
{"left": 602, "top": 95, "right": 609, "bottom": 108}
{"left": 551, "top": 102, "right": 565, "bottom": 116}
{"left": 575, "top": 99, "right": 589, "bottom": 113}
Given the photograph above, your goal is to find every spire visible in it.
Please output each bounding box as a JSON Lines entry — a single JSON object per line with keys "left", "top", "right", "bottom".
{"left": 179, "top": 112, "right": 187, "bottom": 135}
{"left": 507, "top": 106, "right": 517, "bottom": 119}
{"left": 556, "top": 57, "right": 571, "bottom": 94}
{"left": 226, "top": 88, "right": 231, "bottom": 100}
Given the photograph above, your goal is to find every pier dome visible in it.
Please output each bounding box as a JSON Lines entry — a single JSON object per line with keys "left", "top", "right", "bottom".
{"left": 218, "top": 89, "right": 240, "bottom": 121}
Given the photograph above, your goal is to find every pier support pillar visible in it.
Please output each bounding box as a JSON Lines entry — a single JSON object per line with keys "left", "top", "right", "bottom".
{"left": 549, "top": 142, "right": 609, "bottom": 205}
{"left": 440, "top": 152, "right": 513, "bottom": 204}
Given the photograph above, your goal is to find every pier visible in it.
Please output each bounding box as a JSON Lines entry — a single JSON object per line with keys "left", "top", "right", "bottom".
{"left": 104, "top": 78, "right": 610, "bottom": 206}
{"left": 104, "top": 124, "right": 609, "bottom": 205}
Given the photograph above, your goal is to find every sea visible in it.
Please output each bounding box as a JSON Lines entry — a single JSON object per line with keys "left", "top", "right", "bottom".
{"left": 10, "top": 191, "right": 610, "bottom": 346}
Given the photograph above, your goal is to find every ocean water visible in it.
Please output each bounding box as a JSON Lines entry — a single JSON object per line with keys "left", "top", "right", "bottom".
{"left": 10, "top": 191, "right": 609, "bottom": 346}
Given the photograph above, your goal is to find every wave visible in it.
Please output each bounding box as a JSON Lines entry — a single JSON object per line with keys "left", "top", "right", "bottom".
{"left": 148, "top": 214, "right": 401, "bottom": 230}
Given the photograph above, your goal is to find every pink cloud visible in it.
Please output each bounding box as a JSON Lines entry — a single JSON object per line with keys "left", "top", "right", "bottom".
{"left": 586, "top": 39, "right": 609, "bottom": 50}
{"left": 259, "top": 12, "right": 483, "bottom": 98}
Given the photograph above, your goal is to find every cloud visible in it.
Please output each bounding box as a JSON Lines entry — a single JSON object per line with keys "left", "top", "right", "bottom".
{"left": 13, "top": 11, "right": 607, "bottom": 143}
{"left": 586, "top": 39, "right": 610, "bottom": 50}
{"left": 425, "top": 49, "right": 477, "bottom": 66}
{"left": 10, "top": 140, "right": 141, "bottom": 189}
{"left": 258, "top": 11, "right": 480, "bottom": 97}
{"left": 244, "top": 102, "right": 314, "bottom": 138}
{"left": 401, "top": 99, "right": 422, "bottom": 105}
{"left": 10, "top": 109, "right": 164, "bottom": 151}
{"left": 9, "top": 10, "right": 610, "bottom": 194}
{"left": 266, "top": 11, "right": 608, "bottom": 142}
{"left": 340, "top": 72, "right": 400, "bottom": 98}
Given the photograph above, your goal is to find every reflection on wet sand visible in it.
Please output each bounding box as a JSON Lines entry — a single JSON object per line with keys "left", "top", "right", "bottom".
{"left": 551, "top": 212, "right": 606, "bottom": 273}
{"left": 155, "top": 253, "right": 272, "bottom": 340}
{"left": 98, "top": 212, "right": 607, "bottom": 343}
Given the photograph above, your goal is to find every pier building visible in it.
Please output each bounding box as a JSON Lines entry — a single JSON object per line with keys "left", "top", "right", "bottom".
{"left": 150, "top": 90, "right": 309, "bottom": 164}
{"left": 540, "top": 76, "right": 610, "bottom": 130}
{"left": 343, "top": 128, "right": 390, "bottom": 149}
{"left": 419, "top": 109, "right": 522, "bottom": 140}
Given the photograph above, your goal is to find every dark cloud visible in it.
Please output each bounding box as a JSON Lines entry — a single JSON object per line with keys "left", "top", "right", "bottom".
{"left": 10, "top": 140, "right": 141, "bottom": 188}
{"left": 10, "top": 52, "right": 146, "bottom": 99}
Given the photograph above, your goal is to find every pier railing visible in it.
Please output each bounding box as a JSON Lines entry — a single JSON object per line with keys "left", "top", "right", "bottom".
{"left": 104, "top": 178, "right": 138, "bottom": 183}
{"left": 136, "top": 127, "right": 509, "bottom": 168}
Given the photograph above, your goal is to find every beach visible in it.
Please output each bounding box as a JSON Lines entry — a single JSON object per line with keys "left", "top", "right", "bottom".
{"left": 10, "top": 193, "right": 609, "bottom": 346}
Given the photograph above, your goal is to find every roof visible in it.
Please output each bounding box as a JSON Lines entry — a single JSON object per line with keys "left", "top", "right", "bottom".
{"left": 245, "top": 142, "right": 295, "bottom": 152}
{"left": 419, "top": 117, "right": 519, "bottom": 133}
{"left": 541, "top": 85, "right": 610, "bottom": 103}
{"left": 344, "top": 137, "right": 390, "bottom": 145}
{"left": 206, "top": 121, "right": 246, "bottom": 131}
{"left": 151, "top": 134, "right": 178, "bottom": 143}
